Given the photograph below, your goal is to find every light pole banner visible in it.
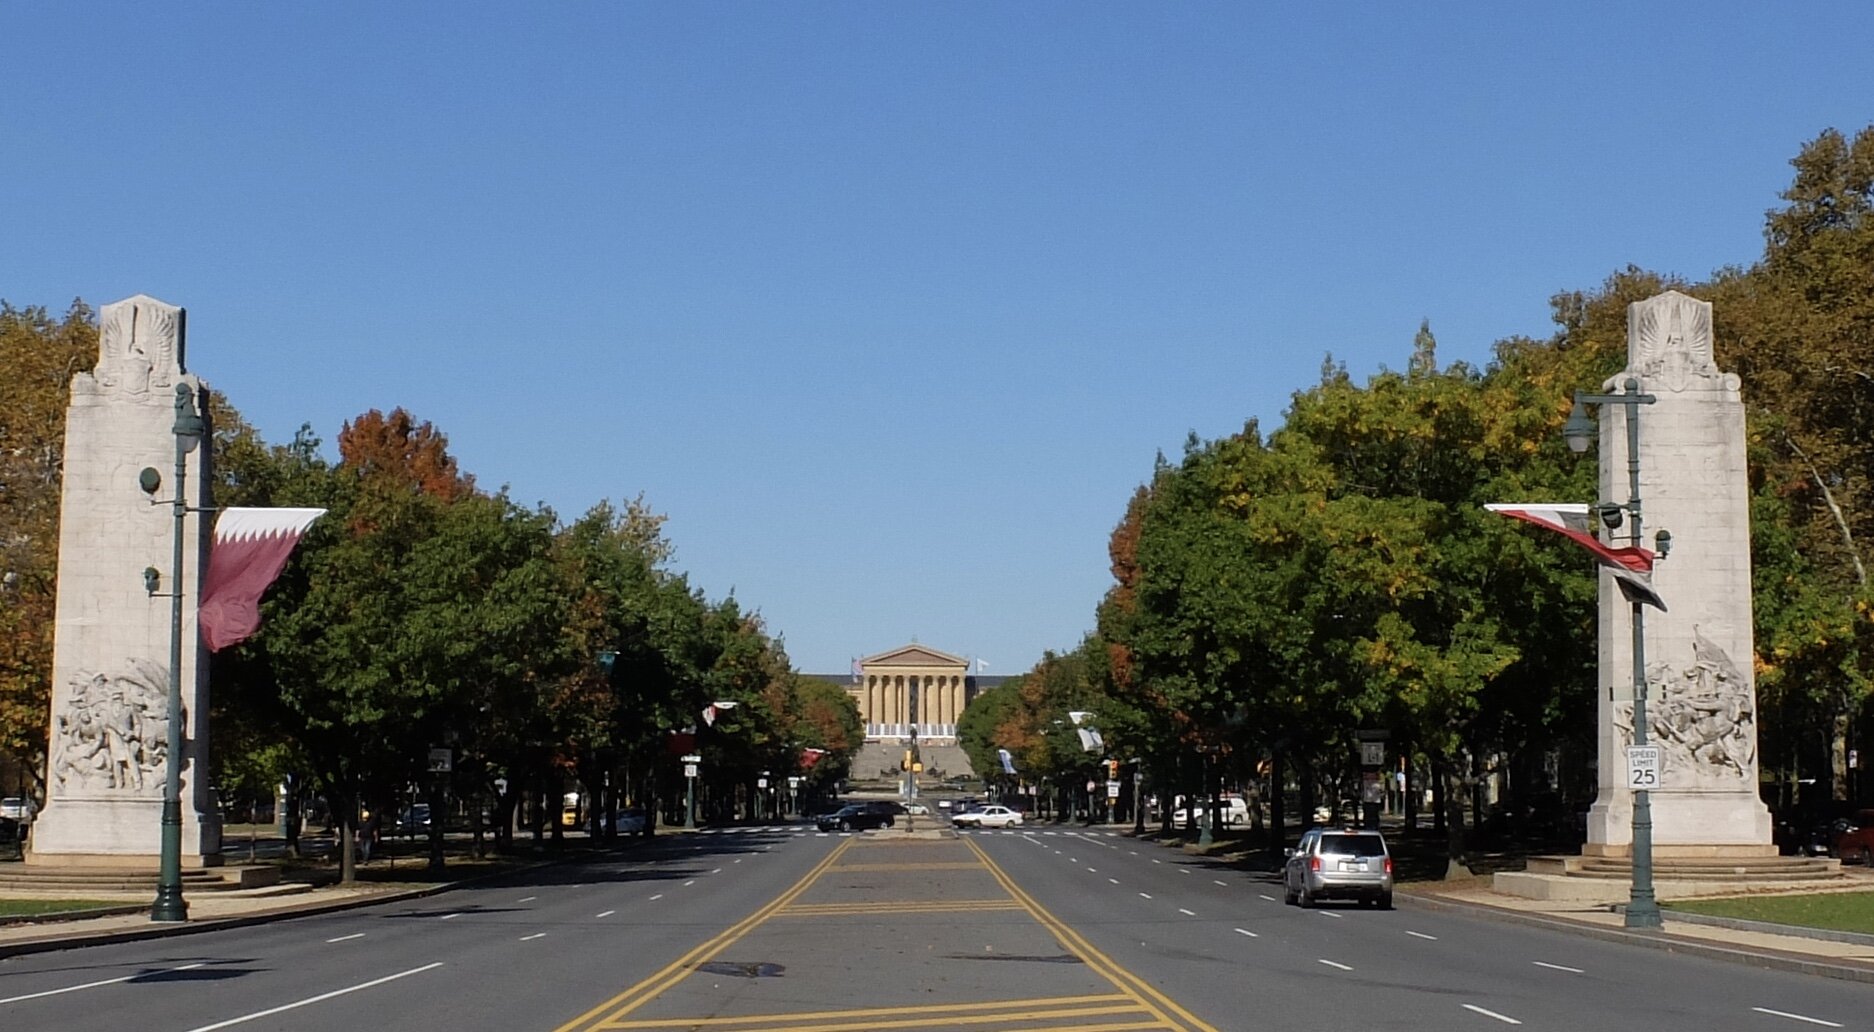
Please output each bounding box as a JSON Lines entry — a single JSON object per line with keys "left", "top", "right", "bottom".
{"left": 198, "top": 507, "right": 326, "bottom": 651}
{"left": 1485, "top": 502, "right": 1666, "bottom": 611}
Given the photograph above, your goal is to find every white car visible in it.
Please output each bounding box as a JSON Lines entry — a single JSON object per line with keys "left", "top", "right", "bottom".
{"left": 952, "top": 805, "right": 1023, "bottom": 829}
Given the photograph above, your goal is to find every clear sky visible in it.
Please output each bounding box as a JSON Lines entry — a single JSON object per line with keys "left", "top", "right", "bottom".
{"left": 5, "top": 4, "right": 1869, "bottom": 676}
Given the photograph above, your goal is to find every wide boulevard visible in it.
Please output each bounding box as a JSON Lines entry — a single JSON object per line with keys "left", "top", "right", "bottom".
{"left": 1, "top": 826, "right": 1866, "bottom": 1031}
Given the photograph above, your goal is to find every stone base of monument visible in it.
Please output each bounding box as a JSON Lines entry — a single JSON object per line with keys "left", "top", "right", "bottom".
{"left": 1493, "top": 853, "right": 1841, "bottom": 902}
{"left": 24, "top": 796, "right": 222, "bottom": 868}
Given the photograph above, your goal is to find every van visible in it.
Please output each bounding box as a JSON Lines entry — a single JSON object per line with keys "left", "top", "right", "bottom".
{"left": 1170, "top": 797, "right": 1251, "bottom": 828}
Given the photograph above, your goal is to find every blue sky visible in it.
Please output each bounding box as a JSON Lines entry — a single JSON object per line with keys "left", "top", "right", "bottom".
{"left": 6, "top": 4, "right": 1869, "bottom": 675}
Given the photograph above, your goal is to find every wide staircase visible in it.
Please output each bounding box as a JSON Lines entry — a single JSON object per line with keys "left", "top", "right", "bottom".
{"left": 0, "top": 864, "right": 282, "bottom": 896}
{"left": 851, "top": 739, "right": 976, "bottom": 783}
{"left": 1496, "top": 852, "right": 1845, "bottom": 901}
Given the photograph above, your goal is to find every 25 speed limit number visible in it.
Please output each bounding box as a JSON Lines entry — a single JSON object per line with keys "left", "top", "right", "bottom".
{"left": 1626, "top": 745, "right": 1662, "bottom": 789}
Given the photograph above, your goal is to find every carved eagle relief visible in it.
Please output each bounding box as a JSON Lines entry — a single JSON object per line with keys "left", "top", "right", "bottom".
{"left": 1627, "top": 291, "right": 1716, "bottom": 392}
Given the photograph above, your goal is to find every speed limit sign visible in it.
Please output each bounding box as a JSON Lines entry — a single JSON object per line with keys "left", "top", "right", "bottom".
{"left": 1626, "top": 745, "right": 1661, "bottom": 789}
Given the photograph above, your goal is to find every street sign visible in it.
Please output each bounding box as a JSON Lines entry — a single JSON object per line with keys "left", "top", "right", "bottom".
{"left": 1625, "top": 745, "right": 1661, "bottom": 789}
{"left": 757, "top": 778, "right": 768, "bottom": 789}
{"left": 427, "top": 747, "right": 452, "bottom": 773}
{"left": 1086, "top": 780, "right": 1097, "bottom": 794}
{"left": 683, "top": 763, "right": 698, "bottom": 779}
{"left": 1359, "top": 741, "right": 1385, "bottom": 767}
{"left": 680, "top": 753, "right": 702, "bottom": 764}
{"left": 1105, "top": 780, "right": 1121, "bottom": 799}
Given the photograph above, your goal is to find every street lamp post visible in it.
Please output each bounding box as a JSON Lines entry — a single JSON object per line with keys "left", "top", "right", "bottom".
{"left": 1564, "top": 376, "right": 1666, "bottom": 930}
{"left": 151, "top": 382, "right": 205, "bottom": 922}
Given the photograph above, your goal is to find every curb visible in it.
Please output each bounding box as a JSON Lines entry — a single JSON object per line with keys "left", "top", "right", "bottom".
{"left": 1398, "top": 890, "right": 1874, "bottom": 986}
{"left": 1648, "top": 906, "right": 1874, "bottom": 948}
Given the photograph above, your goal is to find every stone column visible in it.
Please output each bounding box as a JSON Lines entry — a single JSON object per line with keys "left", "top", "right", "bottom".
{"left": 1584, "top": 291, "right": 1773, "bottom": 858}
{"left": 30, "top": 295, "right": 221, "bottom": 867}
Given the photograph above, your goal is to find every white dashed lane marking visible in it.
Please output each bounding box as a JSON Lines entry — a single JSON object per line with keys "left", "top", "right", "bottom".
{"left": 325, "top": 933, "right": 365, "bottom": 943}
{"left": 649, "top": 894, "right": 663, "bottom": 901}
{"left": 1532, "top": 961, "right": 1582, "bottom": 974}
{"left": 1317, "top": 959, "right": 1352, "bottom": 971}
{"left": 517, "top": 896, "right": 536, "bottom": 903}
{"left": 1234, "top": 928, "right": 1258, "bottom": 938}
{"left": 1406, "top": 930, "right": 1437, "bottom": 940}
{"left": 1258, "top": 894, "right": 1276, "bottom": 902}
{"left": 1462, "top": 1004, "right": 1522, "bottom": 1025}
{"left": 1139, "top": 893, "right": 1153, "bottom": 900}
{"left": 0, "top": 963, "right": 206, "bottom": 1004}
{"left": 1178, "top": 908, "right": 1196, "bottom": 916}
{"left": 519, "top": 933, "right": 546, "bottom": 941}
{"left": 595, "top": 910, "right": 615, "bottom": 918}
{"left": 1751, "top": 1007, "right": 1843, "bottom": 1028}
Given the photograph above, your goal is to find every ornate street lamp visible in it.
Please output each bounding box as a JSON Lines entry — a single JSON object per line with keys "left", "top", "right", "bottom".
{"left": 1567, "top": 377, "right": 1669, "bottom": 930}
{"left": 150, "top": 382, "right": 206, "bottom": 922}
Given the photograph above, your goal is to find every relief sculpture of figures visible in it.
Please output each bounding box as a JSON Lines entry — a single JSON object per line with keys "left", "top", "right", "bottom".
{"left": 1646, "top": 629, "right": 1756, "bottom": 786}
{"left": 51, "top": 658, "right": 174, "bottom": 794}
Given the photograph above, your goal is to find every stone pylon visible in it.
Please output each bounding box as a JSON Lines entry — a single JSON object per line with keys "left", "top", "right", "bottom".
{"left": 1584, "top": 290, "right": 1774, "bottom": 857}
{"left": 28, "top": 294, "right": 221, "bottom": 866}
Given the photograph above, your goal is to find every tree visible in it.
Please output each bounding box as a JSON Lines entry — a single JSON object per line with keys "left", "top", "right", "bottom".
{"left": 0, "top": 302, "right": 97, "bottom": 795}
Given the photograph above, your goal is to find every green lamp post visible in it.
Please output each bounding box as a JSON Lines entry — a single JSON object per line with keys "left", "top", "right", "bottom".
{"left": 1565, "top": 376, "right": 1670, "bottom": 930}
{"left": 151, "top": 382, "right": 205, "bottom": 923}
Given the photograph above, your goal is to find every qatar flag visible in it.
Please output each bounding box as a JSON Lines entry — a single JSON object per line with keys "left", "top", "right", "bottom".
{"left": 198, "top": 507, "right": 325, "bottom": 651}
{"left": 1485, "top": 503, "right": 1666, "bottom": 611}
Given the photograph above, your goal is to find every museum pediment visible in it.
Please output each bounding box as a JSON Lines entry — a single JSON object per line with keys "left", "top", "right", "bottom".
{"left": 862, "top": 644, "right": 967, "bottom": 669}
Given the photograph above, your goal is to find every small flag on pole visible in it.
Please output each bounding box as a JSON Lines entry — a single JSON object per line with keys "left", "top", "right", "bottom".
{"left": 997, "top": 748, "right": 1017, "bottom": 774}
{"left": 850, "top": 658, "right": 862, "bottom": 685}
{"left": 1077, "top": 728, "right": 1105, "bottom": 753}
{"left": 702, "top": 700, "right": 740, "bottom": 727}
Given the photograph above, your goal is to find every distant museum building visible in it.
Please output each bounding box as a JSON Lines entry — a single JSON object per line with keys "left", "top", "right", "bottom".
{"left": 807, "top": 644, "right": 1007, "bottom": 743}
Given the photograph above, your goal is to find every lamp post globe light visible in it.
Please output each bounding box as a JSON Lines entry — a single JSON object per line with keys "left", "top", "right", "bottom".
{"left": 1567, "top": 376, "right": 1669, "bottom": 930}
{"left": 152, "top": 382, "right": 206, "bottom": 923}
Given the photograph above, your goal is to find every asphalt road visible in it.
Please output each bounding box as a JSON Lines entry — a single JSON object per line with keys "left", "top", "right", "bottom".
{"left": 0, "top": 826, "right": 1867, "bottom": 1031}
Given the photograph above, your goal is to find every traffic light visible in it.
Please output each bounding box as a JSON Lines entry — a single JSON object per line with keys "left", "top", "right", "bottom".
{"left": 1106, "top": 759, "right": 1120, "bottom": 777}
{"left": 901, "top": 749, "right": 912, "bottom": 771}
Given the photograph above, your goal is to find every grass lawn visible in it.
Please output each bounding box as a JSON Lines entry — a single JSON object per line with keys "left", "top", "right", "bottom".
{"left": 0, "top": 899, "right": 128, "bottom": 917}
{"left": 1666, "top": 892, "right": 1874, "bottom": 934}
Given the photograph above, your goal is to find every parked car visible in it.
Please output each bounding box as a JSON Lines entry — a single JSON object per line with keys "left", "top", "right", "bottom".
{"left": 951, "top": 805, "right": 1023, "bottom": 829}
{"left": 1170, "top": 798, "right": 1250, "bottom": 827}
{"left": 0, "top": 797, "right": 35, "bottom": 823}
{"left": 815, "top": 804, "right": 894, "bottom": 832}
{"left": 602, "top": 808, "right": 647, "bottom": 834}
{"left": 395, "top": 803, "right": 432, "bottom": 833}
{"left": 1284, "top": 828, "right": 1393, "bottom": 908}
{"left": 1832, "top": 810, "right": 1874, "bottom": 864}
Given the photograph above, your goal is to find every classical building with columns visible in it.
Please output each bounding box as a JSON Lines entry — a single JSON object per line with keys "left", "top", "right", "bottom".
{"left": 851, "top": 644, "right": 972, "bottom": 742}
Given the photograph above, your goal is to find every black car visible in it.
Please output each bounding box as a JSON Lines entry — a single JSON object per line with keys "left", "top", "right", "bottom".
{"left": 814, "top": 804, "right": 895, "bottom": 832}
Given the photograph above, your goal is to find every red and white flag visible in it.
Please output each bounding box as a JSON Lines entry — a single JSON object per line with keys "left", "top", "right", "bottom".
{"left": 701, "top": 700, "right": 739, "bottom": 727}
{"left": 798, "top": 747, "right": 827, "bottom": 770}
{"left": 198, "top": 507, "right": 326, "bottom": 651}
{"left": 1485, "top": 503, "right": 1666, "bottom": 610}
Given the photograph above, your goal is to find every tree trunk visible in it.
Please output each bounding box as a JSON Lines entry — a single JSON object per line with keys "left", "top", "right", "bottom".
{"left": 1431, "top": 758, "right": 1446, "bottom": 835}
{"left": 1404, "top": 752, "right": 1418, "bottom": 833}
{"left": 1267, "top": 747, "right": 1286, "bottom": 862}
{"left": 1442, "top": 757, "right": 1471, "bottom": 879}
{"left": 1833, "top": 710, "right": 1851, "bottom": 803}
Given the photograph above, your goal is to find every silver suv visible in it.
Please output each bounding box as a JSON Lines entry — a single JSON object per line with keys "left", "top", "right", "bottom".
{"left": 1283, "top": 828, "right": 1393, "bottom": 908}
